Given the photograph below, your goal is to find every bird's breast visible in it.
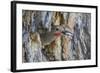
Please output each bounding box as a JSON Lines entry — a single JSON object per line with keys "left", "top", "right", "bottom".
{"left": 40, "top": 32, "right": 57, "bottom": 46}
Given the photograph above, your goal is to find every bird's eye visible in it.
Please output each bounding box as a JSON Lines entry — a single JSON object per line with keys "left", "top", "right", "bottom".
{"left": 56, "top": 28, "right": 59, "bottom": 31}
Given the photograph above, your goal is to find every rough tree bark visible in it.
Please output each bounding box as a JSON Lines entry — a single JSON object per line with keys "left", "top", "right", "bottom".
{"left": 22, "top": 11, "right": 91, "bottom": 62}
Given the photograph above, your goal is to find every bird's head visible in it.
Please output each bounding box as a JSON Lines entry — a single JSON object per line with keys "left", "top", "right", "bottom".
{"left": 51, "top": 25, "right": 73, "bottom": 37}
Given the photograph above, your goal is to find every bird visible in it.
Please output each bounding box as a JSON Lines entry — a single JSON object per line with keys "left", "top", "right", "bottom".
{"left": 38, "top": 25, "right": 73, "bottom": 47}
{"left": 28, "top": 25, "right": 73, "bottom": 61}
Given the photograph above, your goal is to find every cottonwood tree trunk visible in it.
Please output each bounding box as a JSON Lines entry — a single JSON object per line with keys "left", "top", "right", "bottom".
{"left": 22, "top": 11, "right": 91, "bottom": 62}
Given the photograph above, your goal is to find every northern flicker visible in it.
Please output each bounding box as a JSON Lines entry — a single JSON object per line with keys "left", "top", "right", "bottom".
{"left": 39, "top": 25, "right": 73, "bottom": 47}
